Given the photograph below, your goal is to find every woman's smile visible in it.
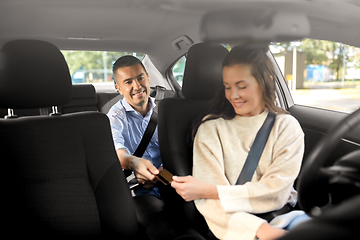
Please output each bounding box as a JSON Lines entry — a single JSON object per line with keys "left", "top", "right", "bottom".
{"left": 232, "top": 101, "right": 246, "bottom": 108}
{"left": 223, "top": 64, "right": 265, "bottom": 117}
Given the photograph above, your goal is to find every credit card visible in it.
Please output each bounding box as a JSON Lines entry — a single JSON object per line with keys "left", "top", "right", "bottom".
{"left": 155, "top": 169, "right": 174, "bottom": 185}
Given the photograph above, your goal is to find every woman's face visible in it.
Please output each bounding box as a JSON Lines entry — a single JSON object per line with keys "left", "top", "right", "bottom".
{"left": 223, "top": 64, "right": 265, "bottom": 117}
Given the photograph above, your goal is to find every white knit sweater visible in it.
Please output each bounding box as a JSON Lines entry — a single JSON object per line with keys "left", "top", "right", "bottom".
{"left": 193, "top": 109, "right": 304, "bottom": 240}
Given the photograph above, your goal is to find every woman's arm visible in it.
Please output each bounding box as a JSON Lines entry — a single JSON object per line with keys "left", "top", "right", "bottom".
{"left": 172, "top": 119, "right": 268, "bottom": 239}
{"left": 171, "top": 175, "right": 219, "bottom": 201}
{"left": 171, "top": 119, "right": 228, "bottom": 201}
{"left": 216, "top": 115, "right": 304, "bottom": 213}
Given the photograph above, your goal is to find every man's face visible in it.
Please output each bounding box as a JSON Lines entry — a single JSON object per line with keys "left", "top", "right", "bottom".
{"left": 114, "top": 64, "right": 150, "bottom": 111}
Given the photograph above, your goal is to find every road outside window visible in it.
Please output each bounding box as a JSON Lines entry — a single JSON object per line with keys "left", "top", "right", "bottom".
{"left": 171, "top": 45, "right": 231, "bottom": 87}
{"left": 271, "top": 39, "right": 360, "bottom": 113}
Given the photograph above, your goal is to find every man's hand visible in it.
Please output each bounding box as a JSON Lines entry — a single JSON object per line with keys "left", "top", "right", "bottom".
{"left": 116, "top": 148, "right": 159, "bottom": 187}
{"left": 131, "top": 157, "right": 159, "bottom": 186}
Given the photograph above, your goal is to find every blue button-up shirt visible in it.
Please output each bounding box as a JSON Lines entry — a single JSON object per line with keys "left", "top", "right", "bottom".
{"left": 107, "top": 97, "right": 162, "bottom": 169}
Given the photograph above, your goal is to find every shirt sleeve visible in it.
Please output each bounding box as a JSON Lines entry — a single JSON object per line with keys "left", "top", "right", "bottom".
{"left": 107, "top": 108, "right": 131, "bottom": 154}
{"left": 216, "top": 115, "right": 304, "bottom": 213}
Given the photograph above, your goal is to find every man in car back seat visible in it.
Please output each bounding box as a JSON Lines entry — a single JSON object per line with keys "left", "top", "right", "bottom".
{"left": 107, "top": 55, "right": 178, "bottom": 240}
{"left": 108, "top": 55, "right": 161, "bottom": 197}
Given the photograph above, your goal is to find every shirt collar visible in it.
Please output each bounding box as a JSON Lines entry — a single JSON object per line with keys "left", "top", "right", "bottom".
{"left": 122, "top": 97, "right": 156, "bottom": 114}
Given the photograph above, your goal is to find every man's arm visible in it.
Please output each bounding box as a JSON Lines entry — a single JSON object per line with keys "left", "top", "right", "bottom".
{"left": 116, "top": 148, "right": 159, "bottom": 183}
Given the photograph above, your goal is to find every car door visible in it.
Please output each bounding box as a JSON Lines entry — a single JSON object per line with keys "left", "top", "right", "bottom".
{"left": 270, "top": 45, "right": 360, "bottom": 171}
{"left": 270, "top": 43, "right": 360, "bottom": 210}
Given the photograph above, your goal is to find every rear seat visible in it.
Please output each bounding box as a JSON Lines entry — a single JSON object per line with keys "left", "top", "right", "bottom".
{"left": 59, "top": 84, "right": 99, "bottom": 114}
{"left": 0, "top": 84, "right": 118, "bottom": 118}
{"left": 0, "top": 107, "right": 45, "bottom": 118}
{"left": 97, "top": 91, "right": 123, "bottom": 114}
{"left": 1, "top": 84, "right": 175, "bottom": 118}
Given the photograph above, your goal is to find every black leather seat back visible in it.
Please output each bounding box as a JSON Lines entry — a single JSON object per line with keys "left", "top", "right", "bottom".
{"left": 0, "top": 40, "right": 72, "bottom": 109}
{"left": 159, "top": 42, "right": 228, "bottom": 177}
{"left": 158, "top": 43, "right": 228, "bottom": 235}
{"left": 3, "top": 113, "right": 138, "bottom": 238}
{"left": 0, "top": 40, "right": 140, "bottom": 238}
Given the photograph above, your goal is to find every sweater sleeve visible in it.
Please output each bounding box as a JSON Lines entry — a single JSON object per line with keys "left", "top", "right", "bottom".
{"left": 193, "top": 121, "right": 266, "bottom": 240}
{"left": 217, "top": 115, "right": 304, "bottom": 213}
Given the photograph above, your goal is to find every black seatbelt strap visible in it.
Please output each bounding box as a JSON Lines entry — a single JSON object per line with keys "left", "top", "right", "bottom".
{"left": 234, "top": 111, "right": 293, "bottom": 222}
{"left": 133, "top": 106, "right": 158, "bottom": 158}
{"left": 125, "top": 106, "right": 158, "bottom": 183}
{"left": 236, "top": 111, "right": 276, "bottom": 185}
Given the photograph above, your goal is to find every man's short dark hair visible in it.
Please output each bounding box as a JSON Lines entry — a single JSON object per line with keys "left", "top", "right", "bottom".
{"left": 112, "top": 55, "right": 147, "bottom": 82}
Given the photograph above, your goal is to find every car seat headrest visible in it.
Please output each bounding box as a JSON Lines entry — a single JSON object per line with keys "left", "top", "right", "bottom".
{"left": 0, "top": 39, "right": 72, "bottom": 109}
{"left": 182, "top": 43, "right": 229, "bottom": 100}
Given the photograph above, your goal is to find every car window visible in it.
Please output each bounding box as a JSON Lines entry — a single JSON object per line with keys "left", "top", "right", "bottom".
{"left": 172, "top": 55, "right": 186, "bottom": 86}
{"left": 171, "top": 44, "right": 231, "bottom": 87}
{"left": 61, "top": 51, "right": 145, "bottom": 84}
{"left": 270, "top": 39, "right": 360, "bottom": 113}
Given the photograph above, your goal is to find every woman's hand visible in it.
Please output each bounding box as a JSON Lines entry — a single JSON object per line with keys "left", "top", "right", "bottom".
{"left": 256, "top": 222, "right": 287, "bottom": 240}
{"left": 171, "top": 175, "right": 218, "bottom": 202}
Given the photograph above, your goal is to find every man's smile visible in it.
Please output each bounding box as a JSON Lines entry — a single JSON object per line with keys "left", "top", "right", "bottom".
{"left": 132, "top": 89, "right": 146, "bottom": 98}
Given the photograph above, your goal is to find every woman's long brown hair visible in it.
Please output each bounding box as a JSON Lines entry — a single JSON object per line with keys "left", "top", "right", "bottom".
{"left": 191, "top": 45, "right": 288, "bottom": 140}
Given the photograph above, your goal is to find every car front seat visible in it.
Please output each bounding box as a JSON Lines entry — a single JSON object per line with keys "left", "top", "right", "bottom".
{"left": 0, "top": 40, "right": 144, "bottom": 239}
{"left": 158, "top": 42, "right": 229, "bottom": 238}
